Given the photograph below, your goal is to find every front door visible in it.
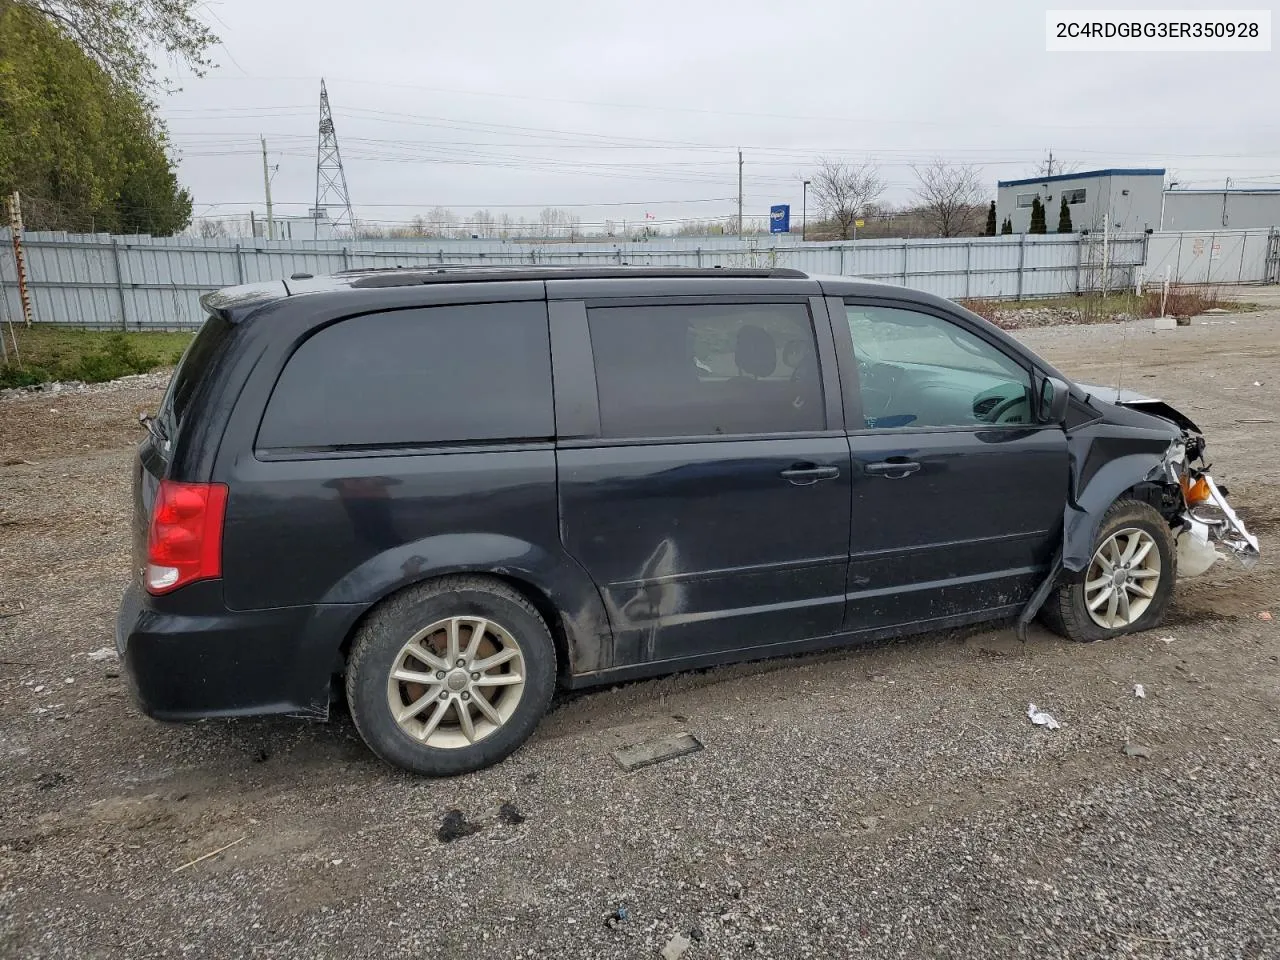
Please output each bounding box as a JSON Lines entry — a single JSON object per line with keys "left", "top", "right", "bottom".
{"left": 556, "top": 298, "right": 851, "bottom": 668}
{"left": 832, "top": 298, "right": 1069, "bottom": 631}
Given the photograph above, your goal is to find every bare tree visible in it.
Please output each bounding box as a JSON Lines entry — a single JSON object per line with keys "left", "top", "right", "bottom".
{"left": 353, "top": 219, "right": 389, "bottom": 240}
{"left": 911, "top": 161, "right": 989, "bottom": 237}
{"left": 808, "top": 159, "right": 885, "bottom": 240}
{"left": 470, "top": 209, "right": 496, "bottom": 238}
{"left": 195, "top": 217, "right": 226, "bottom": 239}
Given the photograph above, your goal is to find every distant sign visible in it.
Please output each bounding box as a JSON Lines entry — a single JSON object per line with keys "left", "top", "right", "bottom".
{"left": 855, "top": 219, "right": 865, "bottom": 228}
{"left": 769, "top": 204, "right": 791, "bottom": 233}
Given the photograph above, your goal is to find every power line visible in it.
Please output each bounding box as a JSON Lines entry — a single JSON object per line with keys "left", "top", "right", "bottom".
{"left": 190, "top": 196, "right": 738, "bottom": 209}
{"left": 182, "top": 74, "right": 1280, "bottom": 132}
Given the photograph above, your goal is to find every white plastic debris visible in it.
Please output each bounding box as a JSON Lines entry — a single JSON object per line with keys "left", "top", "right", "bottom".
{"left": 87, "top": 647, "right": 117, "bottom": 662}
{"left": 1134, "top": 684, "right": 1146, "bottom": 699}
{"left": 1027, "top": 703, "right": 1061, "bottom": 730}
{"left": 1158, "top": 636, "right": 1177, "bottom": 644}
{"left": 661, "top": 933, "right": 691, "bottom": 960}
{"left": 1254, "top": 381, "right": 1262, "bottom": 387}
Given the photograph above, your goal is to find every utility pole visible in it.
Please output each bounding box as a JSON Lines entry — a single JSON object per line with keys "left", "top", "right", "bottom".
{"left": 737, "top": 149, "right": 744, "bottom": 238}
{"left": 261, "top": 136, "right": 273, "bottom": 241}
{"left": 802, "top": 179, "right": 810, "bottom": 242}
{"left": 1046, "top": 150, "right": 1056, "bottom": 178}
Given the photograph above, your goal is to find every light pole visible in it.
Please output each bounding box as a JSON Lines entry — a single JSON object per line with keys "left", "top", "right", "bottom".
{"left": 1159, "top": 179, "right": 1179, "bottom": 231}
{"left": 802, "top": 179, "right": 811, "bottom": 241}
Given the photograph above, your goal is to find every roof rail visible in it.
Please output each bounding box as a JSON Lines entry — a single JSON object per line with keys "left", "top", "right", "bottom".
{"left": 346, "top": 265, "right": 808, "bottom": 289}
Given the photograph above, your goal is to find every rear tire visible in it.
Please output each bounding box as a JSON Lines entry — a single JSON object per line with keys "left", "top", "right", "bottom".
{"left": 345, "top": 576, "right": 556, "bottom": 776}
{"left": 1043, "top": 498, "right": 1177, "bottom": 643}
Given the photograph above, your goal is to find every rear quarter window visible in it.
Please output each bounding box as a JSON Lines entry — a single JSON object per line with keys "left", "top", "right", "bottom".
{"left": 159, "top": 313, "right": 235, "bottom": 428}
{"left": 256, "top": 301, "right": 554, "bottom": 451}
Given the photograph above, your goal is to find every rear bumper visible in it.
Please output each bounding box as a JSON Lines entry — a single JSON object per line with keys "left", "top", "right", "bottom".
{"left": 116, "top": 580, "right": 355, "bottom": 721}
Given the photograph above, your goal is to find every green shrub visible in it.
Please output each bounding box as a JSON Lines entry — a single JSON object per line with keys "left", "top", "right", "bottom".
{"left": 0, "top": 326, "right": 191, "bottom": 388}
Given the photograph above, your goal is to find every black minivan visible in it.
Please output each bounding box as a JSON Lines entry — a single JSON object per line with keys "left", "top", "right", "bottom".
{"left": 118, "top": 267, "right": 1258, "bottom": 775}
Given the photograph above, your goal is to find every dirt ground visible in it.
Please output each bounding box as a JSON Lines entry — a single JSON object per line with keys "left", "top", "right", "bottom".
{"left": 2, "top": 299, "right": 1279, "bottom": 959}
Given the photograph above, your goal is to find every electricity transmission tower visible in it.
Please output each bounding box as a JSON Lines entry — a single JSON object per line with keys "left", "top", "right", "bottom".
{"left": 314, "top": 78, "right": 355, "bottom": 237}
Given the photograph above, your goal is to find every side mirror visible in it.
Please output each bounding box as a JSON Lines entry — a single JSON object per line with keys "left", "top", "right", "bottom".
{"left": 1039, "top": 376, "right": 1070, "bottom": 424}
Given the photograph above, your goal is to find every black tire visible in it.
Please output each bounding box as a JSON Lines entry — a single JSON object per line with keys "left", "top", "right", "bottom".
{"left": 344, "top": 576, "right": 557, "bottom": 776}
{"left": 1042, "top": 498, "right": 1177, "bottom": 643}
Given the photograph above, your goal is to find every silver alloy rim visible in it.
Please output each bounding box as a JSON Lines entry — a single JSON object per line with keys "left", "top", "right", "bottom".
{"left": 1084, "top": 527, "right": 1162, "bottom": 629}
{"left": 385, "top": 616, "right": 526, "bottom": 749}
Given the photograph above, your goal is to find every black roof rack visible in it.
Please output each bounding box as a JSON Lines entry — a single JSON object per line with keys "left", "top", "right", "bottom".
{"left": 345, "top": 265, "right": 808, "bottom": 289}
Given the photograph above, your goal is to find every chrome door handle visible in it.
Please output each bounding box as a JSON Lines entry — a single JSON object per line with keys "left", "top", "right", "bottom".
{"left": 864, "top": 460, "right": 921, "bottom": 478}
{"left": 780, "top": 464, "right": 841, "bottom": 485}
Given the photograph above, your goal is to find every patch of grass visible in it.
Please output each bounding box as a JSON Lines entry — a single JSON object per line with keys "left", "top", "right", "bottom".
{"left": 961, "top": 286, "right": 1258, "bottom": 328}
{"left": 0, "top": 325, "right": 193, "bottom": 388}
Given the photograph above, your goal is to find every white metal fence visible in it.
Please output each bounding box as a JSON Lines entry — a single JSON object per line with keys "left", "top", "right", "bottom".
{"left": 0, "top": 228, "right": 1271, "bottom": 330}
{"left": 1143, "top": 229, "right": 1274, "bottom": 286}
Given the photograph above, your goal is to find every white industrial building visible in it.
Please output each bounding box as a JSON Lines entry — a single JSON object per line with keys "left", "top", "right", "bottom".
{"left": 252, "top": 212, "right": 338, "bottom": 241}
{"left": 996, "top": 169, "right": 1165, "bottom": 234}
{"left": 1159, "top": 188, "right": 1280, "bottom": 231}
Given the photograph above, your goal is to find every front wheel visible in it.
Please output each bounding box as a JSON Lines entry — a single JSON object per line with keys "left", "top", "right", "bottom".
{"left": 1042, "top": 499, "right": 1177, "bottom": 643}
{"left": 344, "top": 576, "right": 557, "bottom": 776}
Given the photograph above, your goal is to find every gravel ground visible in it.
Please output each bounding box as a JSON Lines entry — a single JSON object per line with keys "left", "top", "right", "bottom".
{"left": 990, "top": 305, "right": 1138, "bottom": 330}
{"left": 2, "top": 304, "right": 1279, "bottom": 959}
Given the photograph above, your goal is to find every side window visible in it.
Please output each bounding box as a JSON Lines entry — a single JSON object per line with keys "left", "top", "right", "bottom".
{"left": 257, "top": 302, "right": 553, "bottom": 450}
{"left": 587, "top": 303, "right": 824, "bottom": 439}
{"left": 845, "top": 304, "right": 1032, "bottom": 430}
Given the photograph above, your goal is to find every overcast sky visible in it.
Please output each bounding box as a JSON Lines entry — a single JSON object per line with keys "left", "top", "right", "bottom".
{"left": 161, "top": 0, "right": 1277, "bottom": 231}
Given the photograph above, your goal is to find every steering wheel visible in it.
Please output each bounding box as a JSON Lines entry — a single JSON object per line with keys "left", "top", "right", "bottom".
{"left": 985, "top": 394, "right": 1027, "bottom": 423}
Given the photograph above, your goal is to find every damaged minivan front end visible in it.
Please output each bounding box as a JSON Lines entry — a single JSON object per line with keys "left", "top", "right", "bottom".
{"left": 1019, "top": 380, "right": 1259, "bottom": 640}
{"left": 1080, "top": 384, "right": 1260, "bottom": 577}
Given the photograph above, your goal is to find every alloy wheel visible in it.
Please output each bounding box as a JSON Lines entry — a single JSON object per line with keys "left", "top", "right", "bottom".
{"left": 1084, "top": 527, "right": 1162, "bottom": 630}
{"left": 385, "top": 616, "right": 526, "bottom": 749}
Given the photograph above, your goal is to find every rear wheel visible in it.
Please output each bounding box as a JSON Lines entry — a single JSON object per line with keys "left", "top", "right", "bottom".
{"left": 345, "top": 576, "right": 556, "bottom": 775}
{"left": 1043, "top": 499, "right": 1177, "bottom": 643}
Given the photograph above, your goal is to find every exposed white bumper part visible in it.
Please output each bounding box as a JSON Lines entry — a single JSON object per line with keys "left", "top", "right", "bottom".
{"left": 1177, "top": 474, "right": 1261, "bottom": 578}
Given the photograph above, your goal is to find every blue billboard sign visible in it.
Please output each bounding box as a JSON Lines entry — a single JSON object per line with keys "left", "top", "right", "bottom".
{"left": 769, "top": 204, "right": 791, "bottom": 233}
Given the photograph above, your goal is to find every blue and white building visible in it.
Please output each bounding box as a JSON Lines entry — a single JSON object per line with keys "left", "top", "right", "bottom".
{"left": 996, "top": 168, "right": 1165, "bottom": 234}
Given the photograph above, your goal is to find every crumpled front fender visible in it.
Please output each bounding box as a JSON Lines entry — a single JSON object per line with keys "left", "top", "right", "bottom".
{"left": 1062, "top": 429, "right": 1179, "bottom": 573}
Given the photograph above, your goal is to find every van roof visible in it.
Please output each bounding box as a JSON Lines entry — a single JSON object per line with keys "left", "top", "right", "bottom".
{"left": 200, "top": 266, "right": 928, "bottom": 323}
{"left": 291, "top": 265, "right": 809, "bottom": 293}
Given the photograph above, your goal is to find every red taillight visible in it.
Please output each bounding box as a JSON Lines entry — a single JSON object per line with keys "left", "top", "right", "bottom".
{"left": 145, "top": 480, "right": 228, "bottom": 595}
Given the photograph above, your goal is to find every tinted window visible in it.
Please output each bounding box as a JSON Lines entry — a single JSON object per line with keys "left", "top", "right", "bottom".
{"left": 258, "top": 302, "right": 553, "bottom": 450}
{"left": 160, "top": 313, "right": 234, "bottom": 427}
{"left": 588, "top": 303, "right": 824, "bottom": 438}
{"left": 845, "top": 304, "right": 1032, "bottom": 429}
